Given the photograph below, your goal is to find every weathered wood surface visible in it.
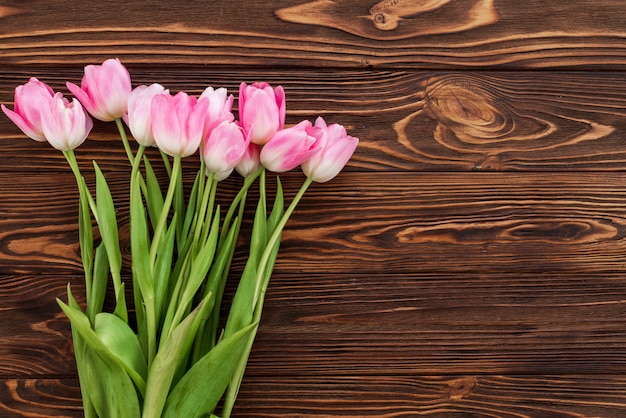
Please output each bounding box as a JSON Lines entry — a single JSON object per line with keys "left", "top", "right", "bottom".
{"left": 2, "top": 0, "right": 626, "bottom": 416}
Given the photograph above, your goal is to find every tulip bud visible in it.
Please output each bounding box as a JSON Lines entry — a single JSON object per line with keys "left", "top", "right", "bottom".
{"left": 301, "top": 117, "right": 358, "bottom": 183}
{"left": 40, "top": 93, "right": 93, "bottom": 151}
{"left": 239, "top": 82, "right": 285, "bottom": 145}
{"left": 150, "top": 91, "right": 209, "bottom": 158}
{"left": 1, "top": 77, "right": 56, "bottom": 142}
{"left": 235, "top": 143, "right": 261, "bottom": 178}
{"left": 124, "top": 84, "right": 169, "bottom": 147}
{"left": 260, "top": 120, "right": 322, "bottom": 172}
{"left": 67, "top": 58, "right": 132, "bottom": 121}
{"left": 203, "top": 120, "right": 249, "bottom": 177}
{"left": 200, "top": 86, "right": 234, "bottom": 138}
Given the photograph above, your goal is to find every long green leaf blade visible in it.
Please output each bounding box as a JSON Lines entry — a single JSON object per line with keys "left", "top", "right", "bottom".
{"left": 162, "top": 322, "right": 258, "bottom": 418}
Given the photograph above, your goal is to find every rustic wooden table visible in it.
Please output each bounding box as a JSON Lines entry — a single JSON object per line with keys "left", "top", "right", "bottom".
{"left": 2, "top": 0, "right": 626, "bottom": 416}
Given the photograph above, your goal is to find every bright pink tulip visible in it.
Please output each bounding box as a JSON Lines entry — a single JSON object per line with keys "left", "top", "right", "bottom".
{"left": 203, "top": 120, "right": 250, "bottom": 178}
{"left": 40, "top": 93, "right": 93, "bottom": 151}
{"left": 301, "top": 117, "right": 359, "bottom": 183}
{"left": 1, "top": 77, "right": 56, "bottom": 142}
{"left": 124, "top": 84, "right": 169, "bottom": 147}
{"left": 235, "top": 142, "right": 261, "bottom": 178}
{"left": 150, "top": 91, "right": 209, "bottom": 158}
{"left": 239, "top": 82, "right": 285, "bottom": 145}
{"left": 260, "top": 120, "right": 322, "bottom": 172}
{"left": 200, "top": 87, "right": 234, "bottom": 137}
{"left": 67, "top": 58, "right": 132, "bottom": 121}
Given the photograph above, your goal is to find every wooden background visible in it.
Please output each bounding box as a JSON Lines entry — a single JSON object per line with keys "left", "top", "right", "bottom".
{"left": 2, "top": 0, "right": 626, "bottom": 416}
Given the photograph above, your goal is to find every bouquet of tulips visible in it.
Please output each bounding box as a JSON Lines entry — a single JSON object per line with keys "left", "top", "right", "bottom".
{"left": 2, "top": 59, "right": 358, "bottom": 417}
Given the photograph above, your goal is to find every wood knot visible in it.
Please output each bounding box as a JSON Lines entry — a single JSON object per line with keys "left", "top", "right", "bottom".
{"left": 447, "top": 376, "right": 476, "bottom": 400}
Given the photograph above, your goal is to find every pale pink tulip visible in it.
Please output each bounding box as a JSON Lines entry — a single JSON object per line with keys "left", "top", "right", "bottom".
{"left": 202, "top": 120, "right": 250, "bottom": 177}
{"left": 235, "top": 142, "right": 261, "bottom": 178}
{"left": 301, "top": 117, "right": 358, "bottom": 183}
{"left": 67, "top": 58, "right": 132, "bottom": 121}
{"left": 40, "top": 93, "right": 93, "bottom": 151}
{"left": 200, "top": 87, "right": 234, "bottom": 138}
{"left": 1, "top": 77, "right": 56, "bottom": 142}
{"left": 260, "top": 120, "right": 322, "bottom": 172}
{"left": 239, "top": 82, "right": 285, "bottom": 145}
{"left": 151, "top": 91, "right": 209, "bottom": 158}
{"left": 124, "top": 84, "right": 169, "bottom": 147}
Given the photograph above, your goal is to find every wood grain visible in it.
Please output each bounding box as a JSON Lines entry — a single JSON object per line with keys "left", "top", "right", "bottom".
{"left": 2, "top": 0, "right": 626, "bottom": 415}
{"left": 3, "top": 69, "right": 626, "bottom": 172}
{"left": 1, "top": 0, "right": 626, "bottom": 69}
{"left": 3, "top": 375, "right": 626, "bottom": 418}
{"left": 3, "top": 171, "right": 626, "bottom": 276}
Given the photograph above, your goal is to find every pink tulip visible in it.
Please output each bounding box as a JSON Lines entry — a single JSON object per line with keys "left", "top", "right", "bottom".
{"left": 203, "top": 120, "right": 250, "bottom": 178}
{"left": 40, "top": 93, "right": 93, "bottom": 151}
{"left": 301, "top": 117, "right": 358, "bottom": 183}
{"left": 235, "top": 142, "right": 261, "bottom": 178}
{"left": 238, "top": 82, "right": 285, "bottom": 145}
{"left": 260, "top": 120, "right": 322, "bottom": 173}
{"left": 124, "top": 84, "right": 169, "bottom": 147}
{"left": 1, "top": 77, "right": 56, "bottom": 142}
{"left": 67, "top": 58, "right": 132, "bottom": 121}
{"left": 150, "top": 91, "right": 209, "bottom": 158}
{"left": 200, "top": 87, "right": 234, "bottom": 138}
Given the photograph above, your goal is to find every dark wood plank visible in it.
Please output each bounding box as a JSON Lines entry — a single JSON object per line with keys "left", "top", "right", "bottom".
{"left": 2, "top": 171, "right": 626, "bottom": 276}
{"left": 0, "top": 275, "right": 79, "bottom": 376}
{"left": 3, "top": 375, "right": 626, "bottom": 417}
{"left": 4, "top": 69, "right": 626, "bottom": 172}
{"left": 1, "top": 1, "right": 626, "bottom": 69}
{"left": 3, "top": 270, "right": 626, "bottom": 378}
{"left": 0, "top": 379, "right": 82, "bottom": 418}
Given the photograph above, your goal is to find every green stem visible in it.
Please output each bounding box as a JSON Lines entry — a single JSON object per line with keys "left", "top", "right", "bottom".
{"left": 115, "top": 118, "right": 135, "bottom": 166}
{"left": 63, "top": 150, "right": 97, "bottom": 222}
{"left": 220, "top": 167, "right": 264, "bottom": 248}
{"left": 62, "top": 150, "right": 94, "bottom": 307}
{"left": 193, "top": 171, "right": 215, "bottom": 253}
{"left": 149, "top": 155, "right": 181, "bottom": 270}
{"left": 253, "top": 176, "right": 313, "bottom": 308}
{"left": 222, "top": 176, "right": 314, "bottom": 418}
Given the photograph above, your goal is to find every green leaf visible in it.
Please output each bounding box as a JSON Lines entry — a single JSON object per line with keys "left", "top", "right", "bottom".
{"left": 77, "top": 177, "right": 94, "bottom": 298}
{"left": 112, "top": 283, "right": 128, "bottom": 324}
{"left": 267, "top": 176, "right": 284, "bottom": 236}
{"left": 142, "top": 154, "right": 165, "bottom": 232}
{"left": 180, "top": 169, "right": 202, "bottom": 249}
{"left": 142, "top": 292, "right": 214, "bottom": 418}
{"left": 172, "top": 212, "right": 220, "bottom": 327}
{"left": 192, "top": 221, "right": 239, "bottom": 359}
{"left": 83, "top": 348, "right": 141, "bottom": 418}
{"left": 154, "top": 218, "right": 177, "bottom": 326}
{"left": 130, "top": 169, "right": 154, "bottom": 304}
{"left": 223, "top": 197, "right": 267, "bottom": 338}
{"left": 66, "top": 290, "right": 98, "bottom": 418}
{"left": 57, "top": 295, "right": 145, "bottom": 396}
{"left": 94, "top": 312, "right": 148, "bottom": 386}
{"left": 162, "top": 322, "right": 258, "bottom": 418}
{"left": 86, "top": 243, "right": 109, "bottom": 324}
{"left": 93, "top": 161, "right": 123, "bottom": 296}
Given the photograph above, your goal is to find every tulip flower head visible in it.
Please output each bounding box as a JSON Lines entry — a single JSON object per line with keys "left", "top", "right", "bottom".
{"left": 260, "top": 120, "right": 322, "bottom": 173}
{"left": 239, "top": 82, "right": 285, "bottom": 145}
{"left": 200, "top": 87, "right": 234, "bottom": 138}
{"left": 235, "top": 142, "right": 261, "bottom": 178}
{"left": 67, "top": 58, "right": 132, "bottom": 121}
{"left": 40, "top": 93, "right": 93, "bottom": 151}
{"left": 150, "top": 91, "right": 209, "bottom": 158}
{"left": 1, "top": 77, "right": 56, "bottom": 142}
{"left": 301, "top": 117, "right": 358, "bottom": 183}
{"left": 124, "top": 84, "right": 169, "bottom": 147}
{"left": 202, "top": 120, "right": 250, "bottom": 179}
